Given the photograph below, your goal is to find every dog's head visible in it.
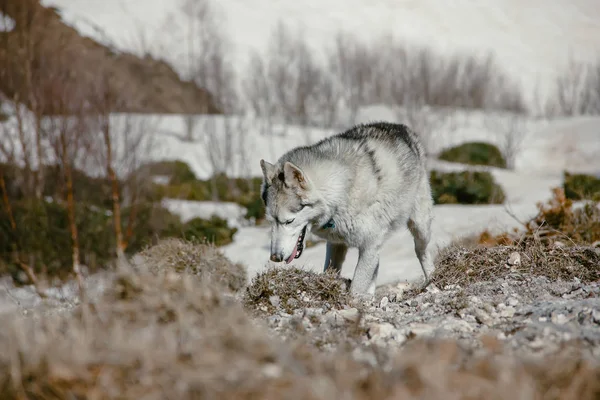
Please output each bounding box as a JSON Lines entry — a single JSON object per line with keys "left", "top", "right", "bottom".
{"left": 260, "top": 159, "right": 322, "bottom": 264}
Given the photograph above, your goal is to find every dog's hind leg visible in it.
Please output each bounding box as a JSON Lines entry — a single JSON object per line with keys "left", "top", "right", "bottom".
{"left": 407, "top": 179, "right": 435, "bottom": 284}
{"left": 323, "top": 241, "right": 348, "bottom": 275}
{"left": 350, "top": 245, "right": 380, "bottom": 295}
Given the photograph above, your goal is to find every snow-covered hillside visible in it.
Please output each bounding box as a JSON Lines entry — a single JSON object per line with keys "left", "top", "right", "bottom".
{"left": 42, "top": 0, "right": 600, "bottom": 102}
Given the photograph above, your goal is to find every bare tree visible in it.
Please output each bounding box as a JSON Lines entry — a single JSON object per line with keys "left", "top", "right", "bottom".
{"left": 485, "top": 114, "right": 528, "bottom": 170}
{"left": 395, "top": 105, "right": 457, "bottom": 156}
{"left": 243, "top": 21, "right": 336, "bottom": 128}
{"left": 547, "top": 58, "right": 600, "bottom": 117}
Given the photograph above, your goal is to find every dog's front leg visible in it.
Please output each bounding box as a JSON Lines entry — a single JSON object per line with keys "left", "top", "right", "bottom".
{"left": 350, "top": 245, "right": 380, "bottom": 295}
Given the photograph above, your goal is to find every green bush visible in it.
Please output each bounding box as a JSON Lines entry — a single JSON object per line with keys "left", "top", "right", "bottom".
{"left": 145, "top": 165, "right": 266, "bottom": 223}
{"left": 154, "top": 181, "right": 211, "bottom": 201}
{"left": 0, "top": 199, "right": 114, "bottom": 281}
{"left": 438, "top": 142, "right": 507, "bottom": 168}
{"left": 136, "top": 160, "right": 197, "bottom": 185}
{"left": 430, "top": 170, "right": 506, "bottom": 205}
{"left": 42, "top": 165, "right": 115, "bottom": 209}
{"left": 563, "top": 171, "right": 600, "bottom": 201}
{"left": 182, "top": 216, "right": 238, "bottom": 247}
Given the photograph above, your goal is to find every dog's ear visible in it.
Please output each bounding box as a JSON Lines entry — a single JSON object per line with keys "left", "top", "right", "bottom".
{"left": 260, "top": 159, "right": 276, "bottom": 183}
{"left": 283, "top": 161, "right": 308, "bottom": 190}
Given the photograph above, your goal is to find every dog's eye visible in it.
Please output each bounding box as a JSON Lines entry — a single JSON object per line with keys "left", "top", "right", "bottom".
{"left": 283, "top": 218, "right": 295, "bottom": 225}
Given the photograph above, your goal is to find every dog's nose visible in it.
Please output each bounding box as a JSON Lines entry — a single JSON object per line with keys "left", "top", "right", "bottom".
{"left": 270, "top": 253, "right": 283, "bottom": 262}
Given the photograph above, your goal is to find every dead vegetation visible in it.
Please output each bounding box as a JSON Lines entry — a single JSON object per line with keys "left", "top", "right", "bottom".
{"left": 433, "top": 238, "right": 600, "bottom": 289}
{"left": 482, "top": 188, "right": 600, "bottom": 247}
{"left": 433, "top": 188, "right": 600, "bottom": 288}
{"left": 135, "top": 238, "right": 247, "bottom": 291}
{"left": 244, "top": 266, "right": 352, "bottom": 314}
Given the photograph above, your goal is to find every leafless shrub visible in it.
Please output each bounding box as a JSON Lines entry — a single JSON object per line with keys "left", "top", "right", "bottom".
{"left": 545, "top": 58, "right": 600, "bottom": 117}
{"left": 395, "top": 105, "right": 458, "bottom": 156}
{"left": 243, "top": 21, "right": 337, "bottom": 128}
{"left": 386, "top": 43, "right": 526, "bottom": 113}
{"left": 242, "top": 26, "right": 526, "bottom": 130}
{"left": 485, "top": 114, "right": 528, "bottom": 169}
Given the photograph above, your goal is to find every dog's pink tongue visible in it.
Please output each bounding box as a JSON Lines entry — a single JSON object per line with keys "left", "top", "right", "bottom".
{"left": 285, "top": 244, "right": 298, "bottom": 264}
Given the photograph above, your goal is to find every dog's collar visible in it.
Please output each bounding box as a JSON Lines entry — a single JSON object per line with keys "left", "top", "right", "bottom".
{"left": 321, "top": 219, "right": 335, "bottom": 229}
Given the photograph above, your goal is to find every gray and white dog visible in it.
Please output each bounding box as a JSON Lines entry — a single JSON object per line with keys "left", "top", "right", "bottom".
{"left": 259, "top": 122, "right": 434, "bottom": 295}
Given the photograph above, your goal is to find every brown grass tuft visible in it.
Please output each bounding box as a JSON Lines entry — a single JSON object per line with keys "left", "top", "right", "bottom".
{"left": 480, "top": 188, "right": 600, "bottom": 247}
{"left": 244, "top": 266, "right": 351, "bottom": 314}
{"left": 136, "top": 238, "right": 247, "bottom": 291}
{"left": 433, "top": 237, "right": 600, "bottom": 288}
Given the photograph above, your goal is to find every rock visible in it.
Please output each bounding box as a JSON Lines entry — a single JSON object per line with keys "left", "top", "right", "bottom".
{"left": 338, "top": 308, "right": 360, "bottom": 323}
{"left": 508, "top": 297, "right": 519, "bottom": 307}
{"left": 368, "top": 322, "right": 398, "bottom": 341}
{"left": 499, "top": 306, "right": 516, "bottom": 318}
{"left": 507, "top": 252, "right": 521, "bottom": 266}
{"left": 379, "top": 296, "right": 389, "bottom": 310}
{"left": 551, "top": 313, "right": 568, "bottom": 325}
{"left": 262, "top": 364, "right": 282, "bottom": 379}
{"left": 474, "top": 309, "right": 494, "bottom": 326}
{"left": 269, "top": 295, "right": 281, "bottom": 308}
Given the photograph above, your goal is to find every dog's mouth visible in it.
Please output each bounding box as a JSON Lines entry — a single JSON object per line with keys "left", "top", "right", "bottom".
{"left": 285, "top": 225, "right": 307, "bottom": 264}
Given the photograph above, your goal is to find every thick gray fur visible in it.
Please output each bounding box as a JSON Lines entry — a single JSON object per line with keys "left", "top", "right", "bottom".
{"left": 260, "top": 122, "right": 434, "bottom": 295}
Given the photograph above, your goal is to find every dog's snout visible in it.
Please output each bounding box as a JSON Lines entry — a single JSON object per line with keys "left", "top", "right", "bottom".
{"left": 270, "top": 253, "right": 283, "bottom": 262}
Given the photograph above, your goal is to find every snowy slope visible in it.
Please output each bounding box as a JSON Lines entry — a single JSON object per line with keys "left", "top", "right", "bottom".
{"left": 42, "top": 0, "right": 600, "bottom": 102}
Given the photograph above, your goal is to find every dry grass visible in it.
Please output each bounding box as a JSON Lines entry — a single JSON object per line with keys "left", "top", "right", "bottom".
{"left": 433, "top": 237, "right": 600, "bottom": 289}
{"left": 433, "top": 188, "right": 600, "bottom": 288}
{"left": 244, "top": 266, "right": 352, "bottom": 314}
{"left": 481, "top": 188, "right": 600, "bottom": 247}
{"left": 136, "top": 238, "right": 247, "bottom": 291}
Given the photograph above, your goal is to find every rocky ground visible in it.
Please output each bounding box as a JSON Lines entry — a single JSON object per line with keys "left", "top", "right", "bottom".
{"left": 259, "top": 274, "right": 600, "bottom": 362}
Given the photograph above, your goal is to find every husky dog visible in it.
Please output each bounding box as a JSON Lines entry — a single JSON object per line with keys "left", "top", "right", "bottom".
{"left": 259, "top": 122, "right": 434, "bottom": 295}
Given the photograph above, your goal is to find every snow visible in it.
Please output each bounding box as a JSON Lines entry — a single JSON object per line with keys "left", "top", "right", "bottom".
{"left": 162, "top": 199, "right": 248, "bottom": 227}
{"left": 41, "top": 0, "right": 600, "bottom": 104}
{"left": 0, "top": 12, "right": 15, "bottom": 32}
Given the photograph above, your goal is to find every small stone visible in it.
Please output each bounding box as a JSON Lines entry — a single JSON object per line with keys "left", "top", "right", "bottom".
{"left": 338, "top": 308, "right": 360, "bottom": 323}
{"left": 507, "top": 252, "right": 521, "bottom": 266}
{"left": 508, "top": 297, "right": 519, "bottom": 307}
{"left": 269, "top": 295, "right": 281, "bottom": 308}
{"left": 262, "top": 364, "right": 282, "bottom": 379}
{"left": 539, "top": 317, "right": 547, "bottom": 322}
{"left": 379, "top": 296, "right": 389, "bottom": 310}
{"left": 367, "top": 322, "right": 397, "bottom": 340}
{"left": 474, "top": 309, "right": 493, "bottom": 326}
{"left": 551, "top": 313, "right": 568, "bottom": 325}
{"left": 388, "top": 293, "right": 397, "bottom": 303}
{"left": 426, "top": 284, "right": 440, "bottom": 294}
{"left": 499, "top": 306, "right": 515, "bottom": 318}
{"left": 469, "top": 296, "right": 481, "bottom": 304}
{"left": 592, "top": 309, "right": 600, "bottom": 323}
